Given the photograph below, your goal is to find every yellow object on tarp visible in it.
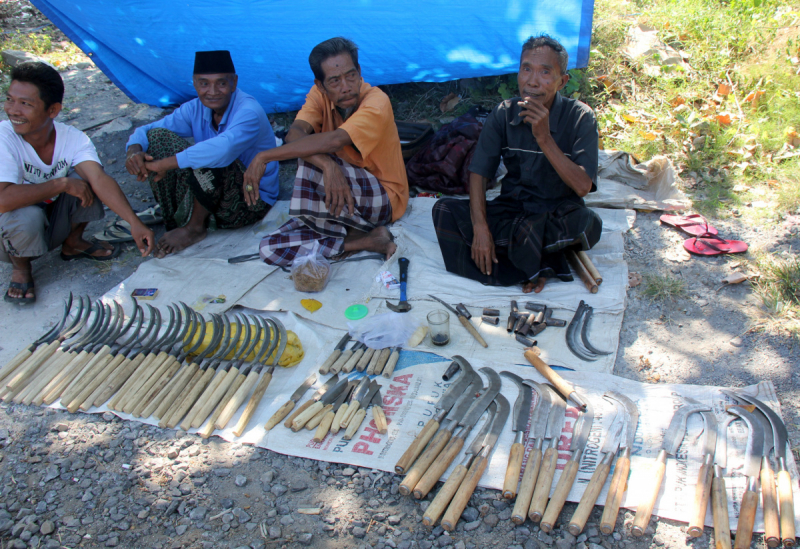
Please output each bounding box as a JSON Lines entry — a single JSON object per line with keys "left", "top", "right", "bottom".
{"left": 184, "top": 321, "right": 304, "bottom": 368}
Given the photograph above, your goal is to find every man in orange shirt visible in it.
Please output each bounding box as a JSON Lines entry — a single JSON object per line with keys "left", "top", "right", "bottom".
{"left": 244, "top": 37, "right": 408, "bottom": 266}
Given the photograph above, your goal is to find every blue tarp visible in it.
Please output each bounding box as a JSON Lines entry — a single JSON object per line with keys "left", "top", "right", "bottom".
{"left": 32, "top": 1, "right": 595, "bottom": 114}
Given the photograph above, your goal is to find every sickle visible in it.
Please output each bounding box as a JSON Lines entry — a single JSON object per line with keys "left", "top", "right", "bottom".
{"left": 70, "top": 302, "right": 110, "bottom": 351}
{"left": 58, "top": 295, "right": 91, "bottom": 343}
{"left": 231, "top": 314, "right": 254, "bottom": 362}
{"left": 266, "top": 316, "right": 287, "bottom": 366}
{"left": 196, "top": 313, "right": 226, "bottom": 363}
{"left": 138, "top": 305, "right": 163, "bottom": 352}
{"left": 150, "top": 304, "right": 177, "bottom": 351}
{"left": 168, "top": 303, "right": 195, "bottom": 353}
{"left": 90, "top": 301, "right": 126, "bottom": 352}
{"left": 38, "top": 292, "right": 74, "bottom": 345}
{"left": 238, "top": 316, "right": 263, "bottom": 365}
{"left": 156, "top": 304, "right": 186, "bottom": 353}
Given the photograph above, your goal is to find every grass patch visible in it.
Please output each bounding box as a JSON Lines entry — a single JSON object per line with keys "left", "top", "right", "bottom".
{"left": 751, "top": 252, "right": 800, "bottom": 336}
{"left": 642, "top": 273, "right": 687, "bottom": 302}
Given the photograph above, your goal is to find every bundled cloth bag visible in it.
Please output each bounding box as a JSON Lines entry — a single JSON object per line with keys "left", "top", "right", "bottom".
{"left": 405, "top": 113, "right": 483, "bottom": 195}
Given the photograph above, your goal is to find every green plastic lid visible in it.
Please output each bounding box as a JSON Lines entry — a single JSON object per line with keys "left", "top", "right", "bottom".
{"left": 345, "top": 304, "right": 369, "bottom": 320}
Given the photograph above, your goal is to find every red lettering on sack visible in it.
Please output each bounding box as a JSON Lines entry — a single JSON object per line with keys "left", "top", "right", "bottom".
{"left": 393, "top": 374, "right": 413, "bottom": 385}
{"left": 352, "top": 442, "right": 373, "bottom": 455}
{"left": 360, "top": 425, "right": 382, "bottom": 444}
{"left": 388, "top": 384, "right": 407, "bottom": 397}
{"left": 383, "top": 396, "right": 403, "bottom": 407}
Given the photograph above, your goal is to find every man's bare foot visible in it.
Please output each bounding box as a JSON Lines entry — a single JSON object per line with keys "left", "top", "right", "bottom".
{"left": 522, "top": 277, "right": 547, "bottom": 294}
{"left": 155, "top": 225, "right": 207, "bottom": 258}
{"left": 6, "top": 257, "right": 34, "bottom": 301}
{"left": 342, "top": 226, "right": 396, "bottom": 260}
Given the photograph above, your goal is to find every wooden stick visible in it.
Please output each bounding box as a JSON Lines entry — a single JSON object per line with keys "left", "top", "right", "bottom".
{"left": 413, "top": 436, "right": 465, "bottom": 500}
{"left": 441, "top": 453, "right": 488, "bottom": 531}
{"left": 373, "top": 406, "right": 388, "bottom": 434}
{"left": 512, "top": 447, "right": 542, "bottom": 525}
{"left": 313, "top": 411, "right": 335, "bottom": 442}
{"left": 382, "top": 349, "right": 400, "bottom": 378}
{"left": 423, "top": 462, "right": 469, "bottom": 527}
{"left": 399, "top": 429, "right": 452, "bottom": 496}
{"left": 778, "top": 469, "right": 796, "bottom": 546}
{"left": 577, "top": 250, "right": 602, "bottom": 285}
{"left": 343, "top": 408, "right": 366, "bottom": 440}
{"left": 733, "top": 490, "right": 758, "bottom": 549}
{"left": 457, "top": 315, "right": 488, "bottom": 348}
{"left": 264, "top": 400, "right": 295, "bottom": 431}
{"left": 711, "top": 475, "right": 732, "bottom": 549}
{"left": 631, "top": 455, "right": 667, "bottom": 536}
{"left": 600, "top": 454, "right": 631, "bottom": 534}
{"left": 687, "top": 458, "right": 714, "bottom": 537}
{"left": 502, "top": 442, "right": 524, "bottom": 499}
{"left": 760, "top": 462, "right": 780, "bottom": 548}
{"left": 541, "top": 460, "right": 580, "bottom": 533}
{"left": 568, "top": 460, "right": 611, "bottom": 535}
{"left": 232, "top": 369, "right": 273, "bottom": 437}
{"left": 395, "top": 418, "right": 440, "bottom": 475}
{"left": 529, "top": 447, "right": 558, "bottom": 522}
{"left": 216, "top": 370, "right": 260, "bottom": 429}
{"left": 566, "top": 249, "right": 598, "bottom": 293}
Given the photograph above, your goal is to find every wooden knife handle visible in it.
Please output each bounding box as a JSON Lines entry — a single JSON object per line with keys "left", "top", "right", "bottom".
{"left": 529, "top": 446, "right": 558, "bottom": 522}
{"left": 458, "top": 315, "right": 488, "bottom": 348}
{"left": 305, "top": 404, "right": 333, "bottom": 431}
{"left": 569, "top": 461, "right": 611, "bottom": 536}
{"left": 395, "top": 419, "right": 439, "bottom": 475}
{"left": 373, "top": 406, "right": 388, "bottom": 434}
{"left": 264, "top": 400, "right": 295, "bottom": 431}
{"left": 6, "top": 340, "right": 58, "bottom": 392}
{"left": 541, "top": 459, "right": 580, "bottom": 533}
{"left": 319, "top": 349, "right": 340, "bottom": 375}
{"left": 285, "top": 399, "right": 313, "bottom": 429}
{"left": 188, "top": 368, "right": 235, "bottom": 429}
{"left": 512, "top": 447, "right": 542, "bottom": 525}
{"left": 342, "top": 349, "right": 363, "bottom": 373}
{"left": 0, "top": 347, "right": 33, "bottom": 385}
{"left": 157, "top": 364, "right": 201, "bottom": 425}
{"left": 340, "top": 402, "right": 361, "bottom": 429}
{"left": 423, "top": 463, "right": 468, "bottom": 527}
{"left": 600, "top": 454, "right": 631, "bottom": 534}
{"left": 356, "top": 348, "right": 375, "bottom": 372}
{"left": 367, "top": 348, "right": 389, "bottom": 375}
{"left": 329, "top": 350, "right": 352, "bottom": 374}
{"left": 343, "top": 409, "right": 366, "bottom": 440}
{"left": 200, "top": 374, "right": 246, "bottom": 439}
{"left": 292, "top": 401, "right": 324, "bottom": 431}
{"left": 314, "top": 411, "right": 335, "bottom": 442}
{"left": 503, "top": 442, "right": 525, "bottom": 500}
{"left": 382, "top": 349, "right": 400, "bottom": 378}
{"left": 138, "top": 360, "right": 185, "bottom": 417}
{"left": 166, "top": 367, "right": 214, "bottom": 429}
{"left": 400, "top": 428, "right": 452, "bottom": 496}
{"left": 760, "top": 463, "right": 780, "bottom": 548}
{"left": 216, "top": 371, "right": 259, "bottom": 429}
{"left": 778, "top": 470, "right": 796, "bottom": 546}
{"left": 712, "top": 475, "right": 732, "bottom": 549}
{"left": 67, "top": 353, "right": 115, "bottom": 413}
{"left": 17, "top": 350, "right": 67, "bottom": 405}
{"left": 331, "top": 403, "right": 349, "bottom": 434}
{"left": 632, "top": 457, "right": 667, "bottom": 536}
{"left": 733, "top": 489, "right": 758, "bottom": 549}
{"left": 123, "top": 350, "right": 169, "bottom": 414}
{"left": 413, "top": 436, "right": 465, "bottom": 500}
{"left": 687, "top": 460, "right": 714, "bottom": 537}
{"left": 231, "top": 369, "right": 273, "bottom": 438}
{"left": 524, "top": 351, "right": 576, "bottom": 403}
{"left": 442, "top": 453, "right": 489, "bottom": 531}
{"left": 133, "top": 355, "right": 181, "bottom": 417}
{"left": 31, "top": 350, "right": 74, "bottom": 405}
{"left": 89, "top": 353, "right": 142, "bottom": 408}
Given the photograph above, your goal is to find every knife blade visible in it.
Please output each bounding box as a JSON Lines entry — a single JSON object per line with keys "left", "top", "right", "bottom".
{"left": 339, "top": 376, "right": 373, "bottom": 429}
{"left": 428, "top": 294, "right": 488, "bottom": 348}
{"left": 289, "top": 375, "right": 346, "bottom": 430}
{"left": 687, "top": 409, "right": 717, "bottom": 538}
{"left": 500, "top": 371, "right": 532, "bottom": 499}
{"left": 600, "top": 392, "right": 639, "bottom": 535}
{"left": 726, "top": 405, "right": 764, "bottom": 549}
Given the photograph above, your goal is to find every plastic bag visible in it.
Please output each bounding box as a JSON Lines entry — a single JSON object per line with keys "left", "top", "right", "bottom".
{"left": 348, "top": 312, "right": 420, "bottom": 349}
{"left": 291, "top": 241, "right": 331, "bottom": 292}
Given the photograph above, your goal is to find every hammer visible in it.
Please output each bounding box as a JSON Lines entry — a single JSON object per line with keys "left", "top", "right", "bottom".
{"left": 386, "top": 257, "right": 411, "bottom": 313}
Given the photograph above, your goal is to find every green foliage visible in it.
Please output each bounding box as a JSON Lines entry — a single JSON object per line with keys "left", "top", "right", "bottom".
{"left": 642, "top": 273, "right": 687, "bottom": 302}
{"left": 1, "top": 31, "right": 53, "bottom": 56}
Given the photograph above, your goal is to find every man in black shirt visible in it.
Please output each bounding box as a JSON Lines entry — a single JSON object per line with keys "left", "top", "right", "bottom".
{"left": 432, "top": 34, "right": 602, "bottom": 293}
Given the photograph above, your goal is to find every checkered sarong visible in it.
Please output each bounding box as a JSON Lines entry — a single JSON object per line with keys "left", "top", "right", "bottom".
{"left": 259, "top": 156, "right": 392, "bottom": 266}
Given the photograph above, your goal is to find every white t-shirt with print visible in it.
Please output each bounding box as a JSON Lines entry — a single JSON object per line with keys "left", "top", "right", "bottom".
{"left": 0, "top": 120, "right": 101, "bottom": 201}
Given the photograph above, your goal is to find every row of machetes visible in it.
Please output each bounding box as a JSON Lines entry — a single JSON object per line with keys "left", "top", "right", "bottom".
{"left": 262, "top": 372, "right": 388, "bottom": 442}
{"left": 391, "top": 355, "right": 797, "bottom": 547}
{"left": 0, "top": 293, "right": 287, "bottom": 438}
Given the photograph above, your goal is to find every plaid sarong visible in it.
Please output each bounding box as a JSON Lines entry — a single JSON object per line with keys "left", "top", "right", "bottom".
{"left": 432, "top": 197, "right": 602, "bottom": 286}
{"left": 260, "top": 156, "right": 392, "bottom": 266}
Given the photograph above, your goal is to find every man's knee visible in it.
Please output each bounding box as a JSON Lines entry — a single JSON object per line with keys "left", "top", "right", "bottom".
{"left": 0, "top": 206, "right": 48, "bottom": 261}
{"left": 146, "top": 127, "right": 178, "bottom": 143}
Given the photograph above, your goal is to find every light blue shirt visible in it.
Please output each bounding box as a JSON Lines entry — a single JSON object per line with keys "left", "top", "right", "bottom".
{"left": 127, "top": 89, "right": 280, "bottom": 205}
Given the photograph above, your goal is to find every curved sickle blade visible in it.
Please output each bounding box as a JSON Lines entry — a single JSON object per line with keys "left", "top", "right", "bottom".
{"left": 42, "top": 292, "right": 74, "bottom": 344}
{"left": 266, "top": 317, "right": 288, "bottom": 366}
{"left": 208, "top": 314, "right": 236, "bottom": 361}
{"left": 523, "top": 380, "right": 552, "bottom": 440}
{"left": 727, "top": 406, "right": 764, "bottom": 478}
{"left": 151, "top": 305, "right": 176, "bottom": 349}
{"left": 239, "top": 316, "right": 262, "bottom": 363}
{"left": 727, "top": 391, "right": 787, "bottom": 460}
{"left": 116, "top": 304, "right": 143, "bottom": 349}
{"left": 60, "top": 295, "right": 90, "bottom": 342}
{"left": 231, "top": 314, "right": 253, "bottom": 361}
{"left": 500, "top": 371, "right": 532, "bottom": 433}
{"left": 459, "top": 367, "right": 502, "bottom": 429}
{"left": 570, "top": 396, "right": 594, "bottom": 455}
{"left": 168, "top": 303, "right": 195, "bottom": 352}
{"left": 466, "top": 401, "right": 498, "bottom": 456}
{"left": 605, "top": 392, "right": 639, "bottom": 450}
{"left": 662, "top": 398, "right": 711, "bottom": 456}
{"left": 139, "top": 305, "right": 163, "bottom": 350}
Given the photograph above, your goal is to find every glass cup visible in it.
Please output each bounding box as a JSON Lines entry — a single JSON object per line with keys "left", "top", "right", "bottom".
{"left": 427, "top": 310, "right": 450, "bottom": 346}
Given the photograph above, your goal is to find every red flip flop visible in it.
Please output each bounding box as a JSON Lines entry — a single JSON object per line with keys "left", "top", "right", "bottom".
{"left": 684, "top": 235, "right": 748, "bottom": 255}
{"left": 660, "top": 213, "right": 718, "bottom": 236}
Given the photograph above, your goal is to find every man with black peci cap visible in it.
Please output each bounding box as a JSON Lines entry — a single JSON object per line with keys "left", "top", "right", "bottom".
{"left": 125, "top": 50, "right": 279, "bottom": 257}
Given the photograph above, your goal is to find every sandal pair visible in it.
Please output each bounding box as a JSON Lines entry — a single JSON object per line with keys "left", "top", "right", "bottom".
{"left": 661, "top": 213, "right": 748, "bottom": 256}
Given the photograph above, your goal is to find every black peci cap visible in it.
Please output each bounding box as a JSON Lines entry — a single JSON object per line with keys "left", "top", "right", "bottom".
{"left": 193, "top": 50, "right": 235, "bottom": 74}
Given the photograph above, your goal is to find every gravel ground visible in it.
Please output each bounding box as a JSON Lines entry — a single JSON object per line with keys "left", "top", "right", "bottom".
{"left": 2, "top": 2, "right": 800, "bottom": 548}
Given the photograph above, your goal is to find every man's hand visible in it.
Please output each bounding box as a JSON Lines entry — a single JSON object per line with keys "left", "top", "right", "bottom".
{"left": 129, "top": 219, "right": 156, "bottom": 257}
{"left": 63, "top": 178, "right": 94, "bottom": 208}
{"left": 322, "top": 162, "right": 354, "bottom": 218}
{"left": 126, "top": 146, "right": 152, "bottom": 182}
{"left": 243, "top": 153, "right": 266, "bottom": 207}
{"left": 519, "top": 98, "right": 550, "bottom": 141}
{"left": 471, "top": 223, "right": 497, "bottom": 276}
{"left": 143, "top": 158, "right": 170, "bottom": 183}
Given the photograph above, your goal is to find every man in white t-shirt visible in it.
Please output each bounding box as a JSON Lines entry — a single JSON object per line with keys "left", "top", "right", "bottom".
{"left": 0, "top": 62, "right": 154, "bottom": 304}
